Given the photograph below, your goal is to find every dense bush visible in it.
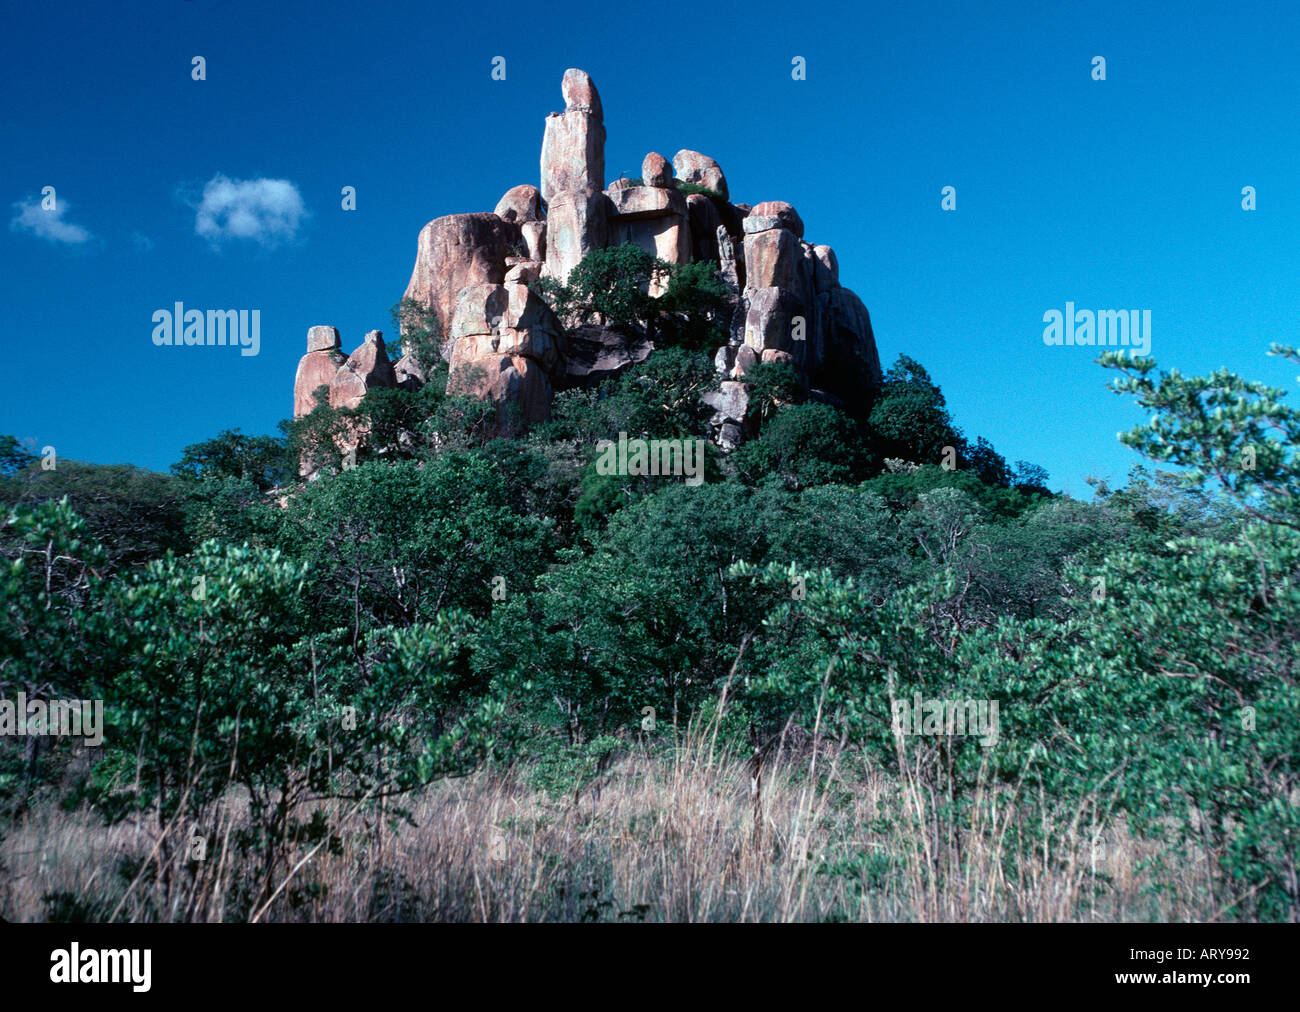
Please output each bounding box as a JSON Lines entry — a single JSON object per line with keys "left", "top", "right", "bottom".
{"left": 3, "top": 280, "right": 1296, "bottom": 919}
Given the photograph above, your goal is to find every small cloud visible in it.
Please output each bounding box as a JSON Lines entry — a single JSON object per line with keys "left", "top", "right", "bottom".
{"left": 130, "top": 231, "right": 154, "bottom": 252}
{"left": 9, "top": 195, "right": 94, "bottom": 244}
{"left": 191, "top": 173, "right": 307, "bottom": 248}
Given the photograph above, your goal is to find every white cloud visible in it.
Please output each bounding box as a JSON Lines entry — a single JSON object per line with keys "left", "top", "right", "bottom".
{"left": 130, "top": 231, "right": 154, "bottom": 252}
{"left": 9, "top": 196, "right": 93, "bottom": 244}
{"left": 193, "top": 174, "right": 307, "bottom": 248}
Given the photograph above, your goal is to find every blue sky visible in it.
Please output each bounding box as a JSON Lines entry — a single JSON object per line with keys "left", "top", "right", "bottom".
{"left": 3, "top": 0, "right": 1298, "bottom": 496}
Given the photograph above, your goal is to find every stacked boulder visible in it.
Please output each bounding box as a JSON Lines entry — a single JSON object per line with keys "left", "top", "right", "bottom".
{"left": 295, "top": 67, "right": 883, "bottom": 456}
{"left": 291, "top": 326, "right": 406, "bottom": 475}
{"left": 294, "top": 326, "right": 348, "bottom": 419}
{"left": 494, "top": 184, "right": 546, "bottom": 286}
{"left": 445, "top": 281, "right": 563, "bottom": 434}
{"left": 330, "top": 330, "right": 397, "bottom": 410}
{"left": 601, "top": 151, "right": 692, "bottom": 296}
{"left": 541, "top": 69, "right": 607, "bottom": 286}
{"left": 707, "top": 200, "right": 882, "bottom": 447}
{"left": 404, "top": 213, "right": 518, "bottom": 348}
{"left": 293, "top": 327, "right": 404, "bottom": 420}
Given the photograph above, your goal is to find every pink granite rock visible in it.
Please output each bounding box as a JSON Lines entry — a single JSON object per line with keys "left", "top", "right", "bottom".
{"left": 671, "top": 149, "right": 728, "bottom": 199}
{"left": 494, "top": 184, "right": 544, "bottom": 224}
{"left": 329, "top": 330, "right": 397, "bottom": 410}
{"left": 540, "top": 70, "right": 605, "bottom": 202}
{"left": 641, "top": 151, "right": 672, "bottom": 188}
{"left": 402, "top": 212, "right": 516, "bottom": 340}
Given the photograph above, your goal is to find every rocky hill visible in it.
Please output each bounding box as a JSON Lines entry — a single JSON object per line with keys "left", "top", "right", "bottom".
{"left": 292, "top": 68, "right": 883, "bottom": 456}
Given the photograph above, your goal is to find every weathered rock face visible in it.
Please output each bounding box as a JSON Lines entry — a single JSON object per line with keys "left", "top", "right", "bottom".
{"left": 717, "top": 225, "right": 743, "bottom": 293}
{"left": 505, "top": 260, "right": 543, "bottom": 285}
{"left": 702, "top": 380, "right": 749, "bottom": 450}
{"left": 812, "top": 244, "right": 838, "bottom": 289}
{"left": 294, "top": 326, "right": 346, "bottom": 418}
{"left": 403, "top": 213, "right": 517, "bottom": 343}
{"left": 714, "top": 342, "right": 758, "bottom": 379}
{"left": 544, "top": 187, "right": 608, "bottom": 286}
{"left": 521, "top": 220, "right": 547, "bottom": 262}
{"left": 741, "top": 287, "right": 807, "bottom": 358}
{"left": 686, "top": 193, "right": 722, "bottom": 263}
{"left": 561, "top": 67, "right": 602, "bottom": 117}
{"left": 394, "top": 352, "right": 426, "bottom": 391}
{"left": 728, "top": 206, "right": 882, "bottom": 416}
{"left": 330, "top": 330, "right": 397, "bottom": 410}
{"left": 494, "top": 184, "right": 544, "bottom": 224}
{"left": 446, "top": 282, "right": 565, "bottom": 435}
{"left": 449, "top": 282, "right": 562, "bottom": 372}
{"left": 307, "top": 325, "right": 341, "bottom": 354}
{"left": 559, "top": 324, "right": 654, "bottom": 388}
{"left": 605, "top": 184, "right": 691, "bottom": 296}
{"left": 293, "top": 328, "right": 399, "bottom": 476}
{"left": 818, "top": 286, "right": 883, "bottom": 397}
{"left": 641, "top": 151, "right": 672, "bottom": 188}
{"left": 447, "top": 353, "right": 553, "bottom": 434}
{"left": 749, "top": 200, "right": 804, "bottom": 239}
{"left": 605, "top": 185, "right": 685, "bottom": 220}
{"left": 540, "top": 69, "right": 605, "bottom": 203}
{"left": 672, "top": 149, "right": 728, "bottom": 199}
{"left": 744, "top": 225, "right": 803, "bottom": 290}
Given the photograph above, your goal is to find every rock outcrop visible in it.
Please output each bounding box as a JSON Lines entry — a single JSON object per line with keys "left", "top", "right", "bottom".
{"left": 295, "top": 67, "right": 883, "bottom": 459}
{"left": 446, "top": 281, "right": 561, "bottom": 435}
{"left": 402, "top": 212, "right": 518, "bottom": 345}
{"left": 544, "top": 186, "right": 607, "bottom": 286}
{"left": 686, "top": 194, "right": 722, "bottom": 263}
{"left": 604, "top": 184, "right": 690, "bottom": 296}
{"left": 672, "top": 150, "right": 729, "bottom": 199}
{"left": 330, "top": 330, "right": 396, "bottom": 411}
{"left": 540, "top": 69, "right": 605, "bottom": 203}
{"left": 561, "top": 325, "right": 654, "bottom": 387}
{"left": 294, "top": 326, "right": 346, "bottom": 418}
{"left": 641, "top": 151, "right": 672, "bottom": 188}
{"left": 494, "top": 184, "right": 544, "bottom": 224}
{"left": 724, "top": 200, "right": 882, "bottom": 423}
{"left": 292, "top": 327, "right": 398, "bottom": 476}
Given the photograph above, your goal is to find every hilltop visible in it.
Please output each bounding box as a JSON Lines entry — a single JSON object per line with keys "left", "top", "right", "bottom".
{"left": 292, "top": 68, "right": 882, "bottom": 463}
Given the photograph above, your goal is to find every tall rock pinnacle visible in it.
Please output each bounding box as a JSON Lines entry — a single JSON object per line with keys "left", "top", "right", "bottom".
{"left": 539, "top": 68, "right": 606, "bottom": 203}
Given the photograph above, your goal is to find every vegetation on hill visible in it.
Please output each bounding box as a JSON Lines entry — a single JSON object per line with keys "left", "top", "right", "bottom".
{"left": 2, "top": 252, "right": 1296, "bottom": 922}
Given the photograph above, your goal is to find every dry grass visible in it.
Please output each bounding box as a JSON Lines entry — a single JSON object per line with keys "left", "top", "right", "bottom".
{"left": 0, "top": 721, "right": 1234, "bottom": 922}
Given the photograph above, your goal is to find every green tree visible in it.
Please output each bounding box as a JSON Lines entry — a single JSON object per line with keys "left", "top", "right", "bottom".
{"left": 866, "top": 355, "right": 965, "bottom": 466}
{"left": 91, "top": 541, "right": 504, "bottom": 917}
{"left": 1, "top": 460, "right": 188, "bottom": 573}
{"left": 390, "top": 297, "right": 445, "bottom": 374}
{"left": 0, "top": 435, "right": 36, "bottom": 477}
{"left": 963, "top": 435, "right": 1011, "bottom": 488}
{"left": 1101, "top": 345, "right": 1300, "bottom": 529}
{"left": 172, "top": 427, "right": 288, "bottom": 491}
{"left": 0, "top": 499, "right": 107, "bottom": 814}
{"left": 534, "top": 244, "right": 731, "bottom": 350}
{"left": 272, "top": 455, "right": 554, "bottom": 637}
{"left": 535, "top": 244, "right": 661, "bottom": 329}
{"left": 1012, "top": 459, "right": 1051, "bottom": 494}
{"left": 731, "top": 402, "right": 867, "bottom": 490}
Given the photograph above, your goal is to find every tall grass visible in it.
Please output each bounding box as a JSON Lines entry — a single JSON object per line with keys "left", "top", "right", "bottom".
{"left": 0, "top": 716, "right": 1235, "bottom": 922}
